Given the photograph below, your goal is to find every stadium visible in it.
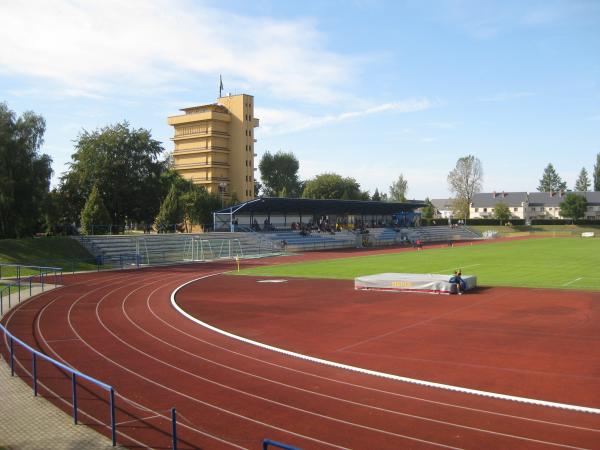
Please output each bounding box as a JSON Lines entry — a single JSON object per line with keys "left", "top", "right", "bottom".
{"left": 1, "top": 229, "right": 599, "bottom": 449}
{"left": 2, "top": 4, "right": 600, "bottom": 448}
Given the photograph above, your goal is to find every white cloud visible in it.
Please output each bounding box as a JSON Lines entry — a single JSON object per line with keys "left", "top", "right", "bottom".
{"left": 256, "top": 99, "right": 435, "bottom": 136}
{"left": 0, "top": 0, "right": 355, "bottom": 104}
{"left": 478, "top": 92, "right": 535, "bottom": 102}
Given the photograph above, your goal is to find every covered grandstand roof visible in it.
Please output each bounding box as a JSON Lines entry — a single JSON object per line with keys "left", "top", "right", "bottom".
{"left": 216, "top": 197, "right": 426, "bottom": 215}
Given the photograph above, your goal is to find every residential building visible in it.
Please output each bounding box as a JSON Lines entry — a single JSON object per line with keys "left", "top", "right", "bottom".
{"left": 471, "top": 192, "right": 528, "bottom": 219}
{"left": 469, "top": 191, "right": 600, "bottom": 221}
{"left": 430, "top": 199, "right": 455, "bottom": 219}
{"left": 167, "top": 94, "right": 259, "bottom": 203}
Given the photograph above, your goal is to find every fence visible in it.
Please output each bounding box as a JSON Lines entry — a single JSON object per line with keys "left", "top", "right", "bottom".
{"left": 1, "top": 263, "right": 302, "bottom": 449}
{"left": 0, "top": 322, "right": 117, "bottom": 445}
{"left": 0, "top": 264, "right": 63, "bottom": 316}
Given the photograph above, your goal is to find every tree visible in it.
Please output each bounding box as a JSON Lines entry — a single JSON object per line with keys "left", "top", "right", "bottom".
{"left": 181, "top": 186, "right": 221, "bottom": 230}
{"left": 420, "top": 198, "right": 435, "bottom": 220}
{"left": 259, "top": 151, "right": 301, "bottom": 197}
{"left": 154, "top": 184, "right": 182, "bottom": 232}
{"left": 254, "top": 180, "right": 262, "bottom": 197}
{"left": 60, "top": 122, "right": 166, "bottom": 227}
{"left": 302, "top": 173, "right": 368, "bottom": 200}
{"left": 371, "top": 188, "right": 381, "bottom": 201}
{"left": 80, "top": 185, "right": 111, "bottom": 235}
{"left": 493, "top": 202, "right": 511, "bottom": 224}
{"left": 0, "top": 103, "right": 53, "bottom": 238}
{"left": 537, "top": 163, "right": 567, "bottom": 192}
{"left": 575, "top": 167, "right": 590, "bottom": 191}
{"left": 447, "top": 155, "right": 483, "bottom": 219}
{"left": 594, "top": 153, "right": 600, "bottom": 191}
{"left": 389, "top": 175, "right": 408, "bottom": 202}
{"left": 559, "top": 193, "right": 588, "bottom": 222}
{"left": 452, "top": 198, "right": 470, "bottom": 220}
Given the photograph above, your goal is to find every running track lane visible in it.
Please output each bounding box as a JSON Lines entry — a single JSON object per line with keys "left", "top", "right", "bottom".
{"left": 0, "top": 265, "right": 598, "bottom": 449}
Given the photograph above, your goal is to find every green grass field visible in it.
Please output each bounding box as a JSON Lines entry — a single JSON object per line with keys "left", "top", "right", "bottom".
{"left": 238, "top": 237, "right": 600, "bottom": 291}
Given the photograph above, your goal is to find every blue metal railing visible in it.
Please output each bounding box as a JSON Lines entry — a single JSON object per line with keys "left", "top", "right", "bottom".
{"left": 0, "top": 265, "right": 63, "bottom": 316}
{"left": 0, "top": 323, "right": 117, "bottom": 446}
{"left": 263, "top": 439, "right": 301, "bottom": 450}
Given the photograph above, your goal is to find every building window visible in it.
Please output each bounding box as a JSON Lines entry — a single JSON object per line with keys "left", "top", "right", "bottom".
{"left": 483, "top": 208, "right": 487, "bottom": 212}
{"left": 513, "top": 208, "right": 518, "bottom": 212}
{"left": 474, "top": 208, "right": 479, "bottom": 212}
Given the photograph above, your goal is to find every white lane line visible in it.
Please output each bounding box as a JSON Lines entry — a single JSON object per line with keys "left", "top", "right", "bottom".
{"left": 35, "top": 271, "right": 237, "bottom": 450}
{"left": 563, "top": 277, "right": 583, "bottom": 286}
{"left": 125, "top": 279, "right": 600, "bottom": 448}
{"left": 150, "top": 286, "right": 600, "bottom": 434}
{"left": 171, "top": 275, "right": 600, "bottom": 416}
{"left": 93, "top": 277, "right": 459, "bottom": 449}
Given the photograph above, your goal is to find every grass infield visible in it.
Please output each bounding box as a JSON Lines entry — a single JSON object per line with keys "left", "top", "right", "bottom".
{"left": 238, "top": 237, "right": 600, "bottom": 291}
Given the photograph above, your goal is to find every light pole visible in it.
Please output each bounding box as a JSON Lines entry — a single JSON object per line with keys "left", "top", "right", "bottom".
{"left": 218, "top": 182, "right": 227, "bottom": 208}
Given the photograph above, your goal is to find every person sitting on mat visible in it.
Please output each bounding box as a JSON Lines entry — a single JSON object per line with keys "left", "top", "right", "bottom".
{"left": 449, "top": 270, "right": 466, "bottom": 295}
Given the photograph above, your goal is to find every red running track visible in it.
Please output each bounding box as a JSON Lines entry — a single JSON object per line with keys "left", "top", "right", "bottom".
{"left": 1, "top": 259, "right": 600, "bottom": 449}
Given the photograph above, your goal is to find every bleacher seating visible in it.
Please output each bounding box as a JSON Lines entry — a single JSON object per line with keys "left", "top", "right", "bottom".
{"left": 410, "top": 225, "right": 481, "bottom": 243}
{"left": 262, "top": 230, "right": 356, "bottom": 252}
{"left": 74, "top": 226, "right": 481, "bottom": 263}
{"left": 73, "top": 232, "right": 281, "bottom": 265}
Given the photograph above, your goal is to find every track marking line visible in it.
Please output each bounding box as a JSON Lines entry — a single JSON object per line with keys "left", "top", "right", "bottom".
{"left": 124, "top": 283, "right": 600, "bottom": 447}
{"left": 150, "top": 290, "right": 600, "bottom": 435}
{"left": 171, "top": 275, "right": 600, "bottom": 416}
{"left": 86, "top": 276, "right": 459, "bottom": 449}
{"left": 563, "top": 278, "right": 583, "bottom": 286}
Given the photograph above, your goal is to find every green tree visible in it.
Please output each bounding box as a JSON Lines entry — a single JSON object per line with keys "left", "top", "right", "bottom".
{"left": 302, "top": 173, "right": 368, "bottom": 200}
{"left": 181, "top": 186, "right": 221, "bottom": 230}
{"left": 259, "top": 151, "right": 301, "bottom": 197}
{"left": 0, "top": 103, "right": 53, "bottom": 238}
{"left": 447, "top": 155, "right": 483, "bottom": 219}
{"left": 154, "top": 184, "right": 182, "bottom": 232}
{"left": 371, "top": 188, "right": 381, "bottom": 201}
{"left": 594, "top": 153, "right": 600, "bottom": 191}
{"left": 420, "top": 198, "right": 435, "bottom": 220}
{"left": 254, "top": 180, "right": 262, "bottom": 197}
{"left": 575, "top": 167, "right": 590, "bottom": 191}
{"left": 60, "top": 122, "right": 166, "bottom": 227}
{"left": 80, "top": 185, "right": 111, "bottom": 235}
{"left": 537, "top": 163, "right": 567, "bottom": 192}
{"left": 559, "top": 193, "right": 588, "bottom": 222}
{"left": 389, "top": 174, "right": 408, "bottom": 201}
{"left": 493, "top": 202, "right": 511, "bottom": 224}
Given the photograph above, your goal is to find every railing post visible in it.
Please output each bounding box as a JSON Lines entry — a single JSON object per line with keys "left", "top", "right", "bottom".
{"left": 72, "top": 373, "right": 78, "bottom": 424}
{"left": 110, "top": 387, "right": 116, "bottom": 446}
{"left": 171, "top": 407, "right": 177, "bottom": 450}
{"left": 32, "top": 353, "right": 38, "bottom": 396}
{"left": 29, "top": 277, "right": 32, "bottom": 297}
{"left": 9, "top": 337, "right": 14, "bottom": 376}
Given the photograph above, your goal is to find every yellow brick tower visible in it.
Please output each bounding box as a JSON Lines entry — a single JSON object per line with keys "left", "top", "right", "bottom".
{"left": 167, "top": 94, "right": 259, "bottom": 202}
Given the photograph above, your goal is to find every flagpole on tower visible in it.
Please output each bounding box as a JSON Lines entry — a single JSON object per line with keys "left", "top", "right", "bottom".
{"left": 219, "top": 75, "right": 223, "bottom": 98}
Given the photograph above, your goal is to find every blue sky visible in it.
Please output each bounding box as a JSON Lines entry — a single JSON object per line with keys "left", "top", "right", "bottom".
{"left": 1, "top": 0, "right": 599, "bottom": 199}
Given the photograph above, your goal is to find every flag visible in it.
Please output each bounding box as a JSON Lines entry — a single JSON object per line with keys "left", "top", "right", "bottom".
{"left": 219, "top": 75, "right": 223, "bottom": 97}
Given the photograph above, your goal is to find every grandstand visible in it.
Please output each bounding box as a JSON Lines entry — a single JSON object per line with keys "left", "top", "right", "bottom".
{"left": 75, "top": 225, "right": 481, "bottom": 262}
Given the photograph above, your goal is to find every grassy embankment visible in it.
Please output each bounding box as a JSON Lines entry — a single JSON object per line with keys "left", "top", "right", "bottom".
{"left": 0, "top": 237, "right": 95, "bottom": 280}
